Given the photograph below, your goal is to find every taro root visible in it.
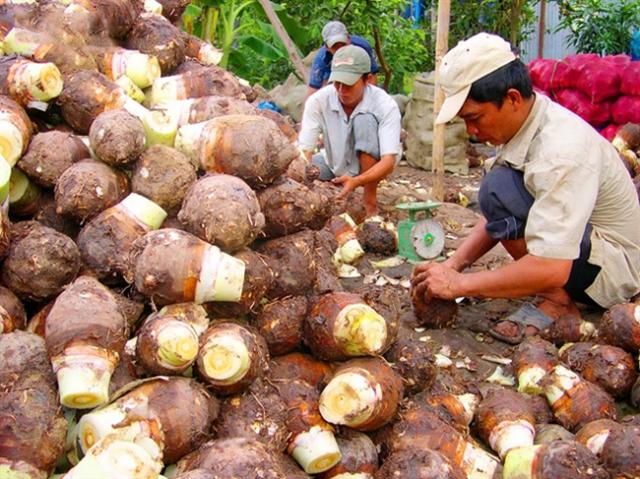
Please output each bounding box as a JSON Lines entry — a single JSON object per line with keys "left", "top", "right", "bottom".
{"left": 131, "top": 144, "right": 197, "bottom": 215}
{"left": 0, "top": 331, "right": 67, "bottom": 478}
{"left": 632, "top": 377, "right": 640, "bottom": 408}
{"left": 319, "top": 429, "right": 379, "bottom": 478}
{"left": 2, "top": 221, "right": 81, "bottom": 302}
{"left": 54, "top": 158, "right": 130, "bottom": 223}
{"left": 0, "top": 95, "right": 33, "bottom": 166}
{"left": 528, "top": 394, "right": 553, "bottom": 424}
{"left": 175, "top": 114, "right": 299, "bottom": 188}
{"left": 150, "top": 95, "right": 255, "bottom": 128}
{"left": 254, "top": 295, "right": 308, "bottom": 356}
{"left": 45, "top": 276, "right": 127, "bottom": 409}
{"left": 89, "top": 109, "right": 146, "bottom": 167}
{"left": 357, "top": 216, "right": 398, "bottom": 255}
{"left": 126, "top": 13, "right": 185, "bottom": 74}
{"left": 286, "top": 153, "right": 321, "bottom": 185}
{"left": 599, "top": 302, "right": 640, "bottom": 353}
{"left": 411, "top": 391, "right": 480, "bottom": 434}
{"left": 502, "top": 440, "right": 608, "bottom": 479}
{"left": 612, "top": 122, "right": 640, "bottom": 152}
{"left": 274, "top": 379, "right": 341, "bottom": 474}
{"left": 411, "top": 290, "right": 458, "bottom": 328}
{"left": 136, "top": 302, "right": 209, "bottom": 375}
{"left": 94, "top": 47, "right": 161, "bottom": 89}
{"left": 25, "top": 301, "right": 53, "bottom": 338}
{"left": 375, "top": 448, "right": 465, "bottom": 479}
{"left": 539, "top": 314, "right": 596, "bottom": 345}
{"left": 32, "top": 193, "right": 80, "bottom": 239}
{"left": 304, "top": 292, "right": 396, "bottom": 361}
{"left": 601, "top": 425, "right": 640, "bottom": 478}
{"left": 312, "top": 179, "right": 368, "bottom": 224}
{"left": 512, "top": 337, "right": 559, "bottom": 394}
{"left": 326, "top": 213, "right": 364, "bottom": 265}
{"left": 269, "top": 352, "right": 335, "bottom": 391}
{"left": 258, "top": 229, "right": 317, "bottom": 299}
{"left": 196, "top": 321, "right": 268, "bottom": 395}
{"left": 559, "top": 342, "right": 637, "bottom": 398}
{"left": 215, "top": 379, "right": 289, "bottom": 452}
{"left": 159, "top": 0, "right": 191, "bottom": 24}
{"left": 175, "top": 437, "right": 286, "bottom": 479}
{"left": 181, "top": 32, "right": 223, "bottom": 64}
{"left": 129, "top": 228, "right": 245, "bottom": 305}
{"left": 319, "top": 357, "right": 403, "bottom": 431}
{"left": 76, "top": 193, "right": 167, "bottom": 282}
{"left": 0, "top": 55, "right": 63, "bottom": 108}
{"left": 474, "top": 388, "right": 536, "bottom": 459}
{"left": 17, "top": 131, "right": 88, "bottom": 188}
{"left": 80, "top": 0, "right": 142, "bottom": 39}
{"left": 542, "top": 364, "right": 617, "bottom": 432}
{"left": 178, "top": 174, "right": 265, "bottom": 253}
{"left": 257, "top": 177, "right": 330, "bottom": 238}
{"left": 0, "top": 284, "right": 26, "bottom": 333}
{"left": 77, "top": 376, "right": 218, "bottom": 464}
{"left": 534, "top": 424, "right": 574, "bottom": 445}
{"left": 8, "top": 167, "right": 41, "bottom": 217}
{"left": 312, "top": 228, "right": 343, "bottom": 295}
{"left": 575, "top": 419, "right": 622, "bottom": 457}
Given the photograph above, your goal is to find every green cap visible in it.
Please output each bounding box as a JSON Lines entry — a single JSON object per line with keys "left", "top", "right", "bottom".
{"left": 329, "top": 45, "right": 371, "bottom": 86}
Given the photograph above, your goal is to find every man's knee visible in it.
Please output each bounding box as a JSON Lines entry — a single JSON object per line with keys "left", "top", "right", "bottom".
{"left": 311, "top": 153, "right": 335, "bottom": 181}
{"left": 353, "top": 113, "right": 380, "bottom": 159}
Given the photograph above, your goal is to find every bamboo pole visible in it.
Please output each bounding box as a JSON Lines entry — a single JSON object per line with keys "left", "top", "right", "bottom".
{"left": 431, "top": 0, "right": 450, "bottom": 201}
{"left": 256, "top": 0, "right": 309, "bottom": 83}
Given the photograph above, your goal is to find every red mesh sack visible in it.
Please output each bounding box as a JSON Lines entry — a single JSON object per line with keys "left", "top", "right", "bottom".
{"left": 611, "top": 96, "right": 640, "bottom": 125}
{"left": 528, "top": 59, "right": 575, "bottom": 91}
{"left": 599, "top": 123, "right": 621, "bottom": 141}
{"left": 574, "top": 59, "right": 621, "bottom": 103}
{"left": 564, "top": 53, "right": 600, "bottom": 67}
{"left": 556, "top": 88, "right": 612, "bottom": 127}
{"left": 621, "top": 62, "right": 640, "bottom": 96}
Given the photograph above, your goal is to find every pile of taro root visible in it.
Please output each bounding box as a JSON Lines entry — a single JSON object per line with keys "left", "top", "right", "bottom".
{"left": 2, "top": 2, "right": 640, "bottom": 479}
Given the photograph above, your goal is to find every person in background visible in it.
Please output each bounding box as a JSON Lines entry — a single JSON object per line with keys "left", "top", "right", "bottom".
{"left": 298, "top": 45, "right": 401, "bottom": 217}
{"left": 305, "top": 20, "right": 379, "bottom": 101}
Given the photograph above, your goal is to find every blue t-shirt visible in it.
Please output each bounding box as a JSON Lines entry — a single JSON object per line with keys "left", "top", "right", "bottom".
{"left": 308, "top": 35, "right": 380, "bottom": 89}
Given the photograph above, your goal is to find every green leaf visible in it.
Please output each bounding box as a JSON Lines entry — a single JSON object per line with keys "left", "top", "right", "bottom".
{"left": 239, "top": 34, "right": 286, "bottom": 60}
{"left": 184, "top": 3, "right": 203, "bottom": 18}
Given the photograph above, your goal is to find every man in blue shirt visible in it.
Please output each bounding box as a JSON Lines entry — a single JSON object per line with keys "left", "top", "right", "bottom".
{"left": 305, "top": 21, "right": 379, "bottom": 101}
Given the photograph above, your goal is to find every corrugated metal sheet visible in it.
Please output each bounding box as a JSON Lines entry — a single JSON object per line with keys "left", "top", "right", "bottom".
{"left": 520, "top": 1, "right": 577, "bottom": 62}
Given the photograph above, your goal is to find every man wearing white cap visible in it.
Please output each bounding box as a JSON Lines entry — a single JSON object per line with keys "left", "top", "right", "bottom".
{"left": 411, "top": 32, "right": 640, "bottom": 343}
{"left": 305, "top": 20, "right": 379, "bottom": 101}
{"left": 298, "top": 44, "right": 401, "bottom": 217}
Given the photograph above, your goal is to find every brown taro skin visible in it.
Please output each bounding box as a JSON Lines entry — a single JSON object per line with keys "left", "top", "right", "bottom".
{"left": 91, "top": 0, "right": 143, "bottom": 39}
{"left": 601, "top": 425, "right": 640, "bottom": 477}
{"left": 164, "top": 64, "right": 246, "bottom": 99}
{"left": 45, "top": 275, "right": 127, "bottom": 359}
{"left": 254, "top": 295, "right": 308, "bottom": 356}
{"left": 178, "top": 174, "right": 265, "bottom": 254}
{"left": 89, "top": 109, "right": 146, "bottom": 167}
{"left": 126, "top": 13, "right": 185, "bottom": 74}
{"left": 215, "top": 379, "right": 289, "bottom": 452}
{"left": 18, "top": 131, "right": 90, "bottom": 188}
{"left": 407, "top": 391, "right": 474, "bottom": 435}
{"left": 598, "top": 302, "right": 640, "bottom": 353}
{"left": 0, "top": 285, "right": 26, "bottom": 332}
{"left": 384, "top": 325, "right": 436, "bottom": 395}
{"left": 197, "top": 322, "right": 269, "bottom": 395}
{"left": 532, "top": 440, "right": 608, "bottom": 479}
{"left": 110, "top": 377, "right": 218, "bottom": 464}
{"left": 175, "top": 437, "right": 285, "bottom": 479}
{"left": 1, "top": 221, "right": 81, "bottom": 302}
{"left": 54, "top": 159, "right": 130, "bottom": 223}
{"left": 375, "top": 448, "right": 466, "bottom": 479}
{"left": 132, "top": 145, "right": 197, "bottom": 216}
{"left": 319, "top": 429, "right": 379, "bottom": 478}
{"left": 0, "top": 331, "right": 67, "bottom": 476}
{"left": 158, "top": 0, "right": 191, "bottom": 24}
{"left": 512, "top": 336, "right": 559, "bottom": 378}
{"left": 357, "top": 221, "right": 397, "bottom": 256}
{"left": 182, "top": 94, "right": 256, "bottom": 124}
{"left": 312, "top": 229, "right": 343, "bottom": 295}
{"left": 560, "top": 342, "right": 638, "bottom": 398}
{"left": 268, "top": 352, "right": 335, "bottom": 391}
{"left": 411, "top": 290, "right": 458, "bottom": 329}
{"left": 474, "top": 388, "right": 535, "bottom": 447}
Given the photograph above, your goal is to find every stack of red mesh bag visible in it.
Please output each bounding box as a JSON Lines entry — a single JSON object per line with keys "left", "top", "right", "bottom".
{"left": 529, "top": 54, "right": 640, "bottom": 139}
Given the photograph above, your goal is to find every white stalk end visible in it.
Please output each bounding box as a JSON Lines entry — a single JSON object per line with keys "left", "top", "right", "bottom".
{"left": 585, "top": 430, "right": 612, "bottom": 457}
{"left": 156, "top": 321, "right": 200, "bottom": 370}
{"left": 319, "top": 371, "right": 377, "bottom": 427}
{"left": 461, "top": 442, "right": 500, "bottom": 479}
{"left": 174, "top": 121, "right": 207, "bottom": 164}
{"left": 489, "top": 419, "right": 536, "bottom": 459}
{"left": 120, "top": 193, "right": 167, "bottom": 230}
{"left": 124, "top": 52, "right": 161, "bottom": 89}
{"left": 612, "top": 136, "right": 628, "bottom": 153}
{"left": 517, "top": 366, "right": 547, "bottom": 395}
{"left": 12, "top": 61, "right": 63, "bottom": 101}
{"left": 290, "top": 427, "right": 341, "bottom": 474}
{"left": 143, "top": 0, "right": 163, "bottom": 15}
{"left": 502, "top": 445, "right": 541, "bottom": 479}
{"left": 77, "top": 405, "right": 127, "bottom": 453}
{"left": 148, "top": 76, "right": 182, "bottom": 107}
{"left": 337, "top": 238, "right": 365, "bottom": 264}
{"left": 143, "top": 109, "right": 179, "bottom": 146}
{"left": 544, "top": 365, "right": 581, "bottom": 406}
{"left": 0, "top": 156, "right": 11, "bottom": 203}
{"left": 456, "top": 393, "right": 480, "bottom": 425}
{"left": 200, "top": 334, "right": 250, "bottom": 384}
{"left": 579, "top": 320, "right": 596, "bottom": 340}
{"left": 195, "top": 245, "right": 245, "bottom": 303}
{"left": 0, "top": 119, "right": 25, "bottom": 166}
{"left": 197, "top": 44, "right": 223, "bottom": 65}
{"left": 334, "top": 303, "right": 387, "bottom": 356}
{"left": 115, "top": 76, "right": 145, "bottom": 104}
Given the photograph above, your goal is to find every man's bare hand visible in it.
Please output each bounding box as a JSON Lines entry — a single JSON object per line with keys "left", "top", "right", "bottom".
{"left": 411, "top": 262, "right": 462, "bottom": 301}
{"left": 332, "top": 175, "right": 360, "bottom": 199}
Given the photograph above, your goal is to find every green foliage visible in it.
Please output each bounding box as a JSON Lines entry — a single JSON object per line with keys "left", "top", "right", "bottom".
{"left": 552, "top": 0, "right": 640, "bottom": 55}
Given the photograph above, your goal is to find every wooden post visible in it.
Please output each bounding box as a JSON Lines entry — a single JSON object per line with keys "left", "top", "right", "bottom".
{"left": 538, "top": 0, "right": 546, "bottom": 58}
{"left": 256, "top": 0, "right": 309, "bottom": 83}
{"left": 431, "top": 0, "right": 450, "bottom": 201}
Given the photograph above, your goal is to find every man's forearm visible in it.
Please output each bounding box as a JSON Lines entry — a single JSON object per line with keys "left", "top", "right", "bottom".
{"left": 446, "top": 218, "right": 498, "bottom": 271}
{"left": 353, "top": 154, "right": 395, "bottom": 187}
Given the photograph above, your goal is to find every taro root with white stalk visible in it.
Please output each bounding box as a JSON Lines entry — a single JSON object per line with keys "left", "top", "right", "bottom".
{"left": 0, "top": 55, "right": 63, "bottom": 108}
{"left": 600, "top": 424, "right": 640, "bottom": 478}
{"left": 375, "top": 448, "right": 465, "bottom": 479}
{"left": 318, "top": 429, "right": 379, "bottom": 479}
{"left": 257, "top": 177, "right": 330, "bottom": 238}
{"left": 54, "top": 158, "right": 130, "bottom": 222}
{"left": 410, "top": 391, "right": 480, "bottom": 435}
{"left": 503, "top": 440, "right": 608, "bottom": 479}
{"left": 0, "top": 331, "right": 67, "bottom": 479}
{"left": 89, "top": 109, "right": 147, "bottom": 167}
{"left": 612, "top": 122, "right": 640, "bottom": 153}
{"left": 180, "top": 32, "right": 222, "bottom": 65}
{"left": 304, "top": 292, "right": 395, "bottom": 361}
{"left": 0, "top": 285, "right": 25, "bottom": 333}
{"left": 411, "top": 288, "right": 458, "bottom": 329}
{"left": 257, "top": 229, "right": 317, "bottom": 299}
{"left": 72, "top": 0, "right": 143, "bottom": 39}
{"left": 45, "top": 275, "right": 127, "bottom": 408}
{"left": 215, "top": 379, "right": 289, "bottom": 451}
{"left": 274, "top": 379, "right": 341, "bottom": 474}
{"left": 136, "top": 302, "right": 209, "bottom": 375}
{"left": 575, "top": 419, "right": 621, "bottom": 457}
{"left": 598, "top": 302, "right": 640, "bottom": 353}
{"left": 559, "top": 342, "right": 637, "bottom": 398}
{"left": 125, "top": 13, "right": 185, "bottom": 74}
{"left": 254, "top": 295, "right": 308, "bottom": 356}
{"left": 512, "top": 336, "right": 559, "bottom": 395}
{"left": 319, "top": 357, "right": 403, "bottom": 431}
{"left": 286, "top": 152, "right": 321, "bottom": 185}
{"left": 76, "top": 192, "right": 167, "bottom": 282}
{"left": 17, "top": 131, "right": 90, "bottom": 188}
{"left": 177, "top": 174, "right": 265, "bottom": 253}
{"left": 474, "top": 387, "right": 536, "bottom": 459}
{"left": 0, "top": 96, "right": 33, "bottom": 166}
{"left": 196, "top": 321, "right": 268, "bottom": 395}
{"left": 175, "top": 114, "right": 299, "bottom": 189}
{"left": 326, "top": 213, "right": 365, "bottom": 265}
{"left": 541, "top": 364, "right": 617, "bottom": 432}
{"left": 128, "top": 228, "right": 245, "bottom": 305}
{"left": 539, "top": 314, "right": 596, "bottom": 345}
{"left": 8, "top": 167, "right": 40, "bottom": 217}
{"left": 2, "top": 221, "right": 80, "bottom": 302}
{"left": 94, "top": 47, "right": 161, "bottom": 89}
{"left": 269, "top": 352, "right": 335, "bottom": 391}
{"left": 131, "top": 144, "right": 196, "bottom": 215}
{"left": 534, "top": 423, "right": 574, "bottom": 444}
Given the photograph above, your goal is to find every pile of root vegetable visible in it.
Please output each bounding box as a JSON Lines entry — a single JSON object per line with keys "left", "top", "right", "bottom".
{"left": 613, "top": 123, "right": 640, "bottom": 201}
{"left": 2, "top": 2, "right": 640, "bottom": 479}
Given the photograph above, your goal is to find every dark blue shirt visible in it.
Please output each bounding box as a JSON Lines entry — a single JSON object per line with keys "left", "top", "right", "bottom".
{"left": 308, "top": 35, "right": 380, "bottom": 89}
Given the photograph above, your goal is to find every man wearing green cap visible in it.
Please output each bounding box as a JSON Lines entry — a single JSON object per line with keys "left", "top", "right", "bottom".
{"left": 298, "top": 44, "right": 401, "bottom": 217}
{"left": 411, "top": 32, "right": 640, "bottom": 344}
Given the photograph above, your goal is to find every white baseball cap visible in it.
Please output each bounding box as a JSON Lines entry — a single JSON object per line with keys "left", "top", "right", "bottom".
{"left": 322, "top": 21, "right": 349, "bottom": 48}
